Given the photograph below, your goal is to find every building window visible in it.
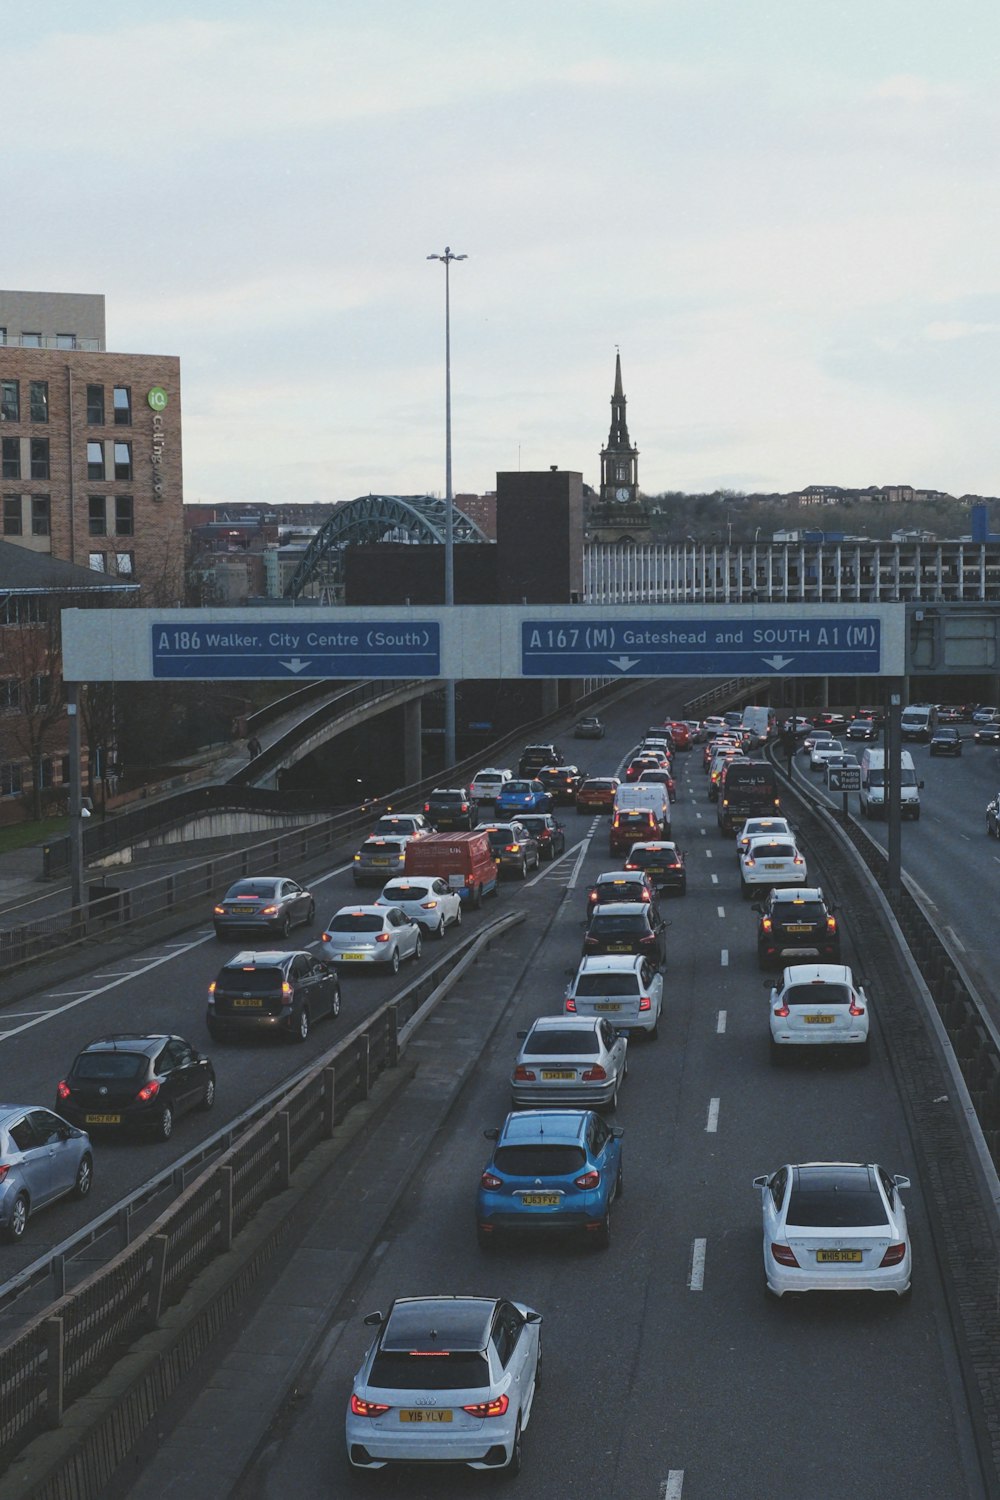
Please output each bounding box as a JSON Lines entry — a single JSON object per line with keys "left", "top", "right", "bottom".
{"left": 113, "top": 442, "right": 132, "bottom": 480}
{"left": 30, "top": 438, "right": 49, "bottom": 480}
{"left": 86, "top": 385, "right": 105, "bottom": 424}
{"left": 0, "top": 763, "right": 23, "bottom": 797}
{"left": 87, "top": 441, "right": 105, "bottom": 480}
{"left": 20, "top": 332, "right": 41, "bottom": 347}
{"left": 29, "top": 381, "right": 48, "bottom": 423}
{"left": 36, "top": 757, "right": 55, "bottom": 789}
{"left": 0, "top": 679, "right": 21, "bottom": 711}
{"left": 56, "top": 334, "right": 76, "bottom": 350}
{"left": 113, "top": 386, "right": 132, "bottom": 425}
{"left": 114, "top": 495, "right": 134, "bottom": 536}
{"left": 88, "top": 495, "right": 107, "bottom": 536}
{"left": 60, "top": 754, "right": 70, "bottom": 783}
{"left": 31, "top": 496, "right": 50, "bottom": 536}
{"left": 0, "top": 380, "right": 18, "bottom": 422}
{"left": 89, "top": 552, "right": 106, "bottom": 572}
{"left": 3, "top": 496, "right": 22, "bottom": 535}
{"left": 2, "top": 438, "right": 20, "bottom": 480}
{"left": 31, "top": 675, "right": 51, "bottom": 710}
{"left": 0, "top": 595, "right": 44, "bottom": 625}
{"left": 115, "top": 551, "right": 134, "bottom": 576}
{"left": 0, "top": 328, "right": 6, "bottom": 345}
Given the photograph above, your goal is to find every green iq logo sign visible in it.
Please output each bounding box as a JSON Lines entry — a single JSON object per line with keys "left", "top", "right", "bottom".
{"left": 147, "top": 386, "right": 169, "bottom": 412}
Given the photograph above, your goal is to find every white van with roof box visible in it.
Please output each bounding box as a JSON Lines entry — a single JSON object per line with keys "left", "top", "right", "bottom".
{"left": 859, "top": 747, "right": 922, "bottom": 820}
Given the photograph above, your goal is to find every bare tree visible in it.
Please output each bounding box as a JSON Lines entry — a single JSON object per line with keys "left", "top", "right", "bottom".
{"left": 0, "top": 594, "right": 68, "bottom": 820}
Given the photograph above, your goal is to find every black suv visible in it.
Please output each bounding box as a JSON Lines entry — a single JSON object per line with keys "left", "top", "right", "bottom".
{"left": 623, "top": 841, "right": 687, "bottom": 896}
{"left": 56, "top": 1033, "right": 215, "bottom": 1141}
{"left": 515, "top": 812, "right": 566, "bottom": 860}
{"left": 518, "top": 743, "right": 563, "bottom": 778}
{"left": 929, "top": 727, "right": 963, "bottom": 757}
{"left": 753, "top": 886, "right": 840, "bottom": 970}
{"left": 585, "top": 871, "right": 660, "bottom": 919}
{"left": 208, "top": 950, "right": 341, "bottom": 1043}
{"left": 582, "top": 902, "right": 666, "bottom": 965}
{"left": 423, "top": 787, "right": 476, "bottom": 830}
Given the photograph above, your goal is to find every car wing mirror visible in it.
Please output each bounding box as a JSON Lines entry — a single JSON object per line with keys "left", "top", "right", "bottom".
{"left": 752, "top": 1175, "right": 768, "bottom": 1189}
{"left": 611, "top": 1126, "right": 625, "bottom": 1139}
{"left": 525, "top": 1311, "right": 543, "bottom": 1326}
{"left": 483, "top": 1127, "right": 500, "bottom": 1141}
{"left": 893, "top": 1175, "right": 911, "bottom": 1190}
{"left": 363, "top": 1310, "right": 384, "bottom": 1327}
{"left": 919, "top": 780, "right": 925, "bottom": 789}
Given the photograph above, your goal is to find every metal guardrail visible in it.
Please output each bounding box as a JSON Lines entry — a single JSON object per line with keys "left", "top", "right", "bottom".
{"left": 0, "top": 911, "right": 523, "bottom": 1463}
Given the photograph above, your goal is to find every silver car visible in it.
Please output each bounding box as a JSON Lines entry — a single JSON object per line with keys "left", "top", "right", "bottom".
{"left": 352, "top": 836, "right": 409, "bottom": 886}
{"left": 213, "top": 877, "right": 315, "bottom": 940}
{"left": 511, "top": 1016, "right": 628, "bottom": 1111}
{"left": 0, "top": 1107, "right": 93, "bottom": 1241}
{"left": 320, "top": 905, "right": 422, "bottom": 974}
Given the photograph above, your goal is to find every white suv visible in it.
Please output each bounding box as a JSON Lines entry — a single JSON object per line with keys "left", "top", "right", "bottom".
{"left": 564, "top": 955, "right": 663, "bottom": 1039}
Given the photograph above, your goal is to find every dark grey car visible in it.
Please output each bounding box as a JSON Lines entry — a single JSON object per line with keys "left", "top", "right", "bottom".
{"left": 213, "top": 877, "right": 316, "bottom": 940}
{"left": 0, "top": 1107, "right": 93, "bottom": 1241}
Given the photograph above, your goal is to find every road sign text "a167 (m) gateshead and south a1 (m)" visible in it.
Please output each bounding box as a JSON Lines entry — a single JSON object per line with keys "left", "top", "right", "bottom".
{"left": 151, "top": 621, "right": 441, "bottom": 680}
{"left": 520, "top": 617, "right": 883, "bottom": 678}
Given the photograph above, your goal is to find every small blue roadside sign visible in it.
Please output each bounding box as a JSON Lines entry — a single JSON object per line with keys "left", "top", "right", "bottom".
{"left": 521, "top": 617, "right": 882, "bottom": 678}
{"left": 151, "top": 620, "right": 441, "bottom": 679}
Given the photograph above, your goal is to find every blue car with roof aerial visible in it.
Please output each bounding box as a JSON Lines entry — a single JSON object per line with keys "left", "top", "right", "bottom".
{"left": 476, "top": 1109, "right": 623, "bottom": 1249}
{"left": 495, "top": 779, "right": 553, "bottom": 817}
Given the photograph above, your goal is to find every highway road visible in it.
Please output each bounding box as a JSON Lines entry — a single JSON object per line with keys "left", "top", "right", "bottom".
{"left": 2, "top": 691, "right": 995, "bottom": 1498}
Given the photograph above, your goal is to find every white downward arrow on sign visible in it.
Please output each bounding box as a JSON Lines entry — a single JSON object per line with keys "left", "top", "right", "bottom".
{"left": 280, "top": 657, "right": 312, "bottom": 673}
{"left": 608, "top": 656, "right": 641, "bottom": 672}
{"left": 762, "top": 654, "right": 794, "bottom": 670}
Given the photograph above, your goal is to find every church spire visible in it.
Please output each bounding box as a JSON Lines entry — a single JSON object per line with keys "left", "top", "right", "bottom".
{"left": 607, "top": 350, "right": 631, "bottom": 448}
{"left": 599, "top": 348, "right": 639, "bottom": 505}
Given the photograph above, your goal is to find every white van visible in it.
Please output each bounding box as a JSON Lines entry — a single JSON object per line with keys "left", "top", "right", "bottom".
{"left": 613, "top": 783, "right": 671, "bottom": 832}
{"left": 859, "top": 748, "right": 922, "bottom": 820}
{"left": 741, "top": 705, "right": 775, "bottom": 747}
{"left": 900, "top": 704, "right": 937, "bottom": 742}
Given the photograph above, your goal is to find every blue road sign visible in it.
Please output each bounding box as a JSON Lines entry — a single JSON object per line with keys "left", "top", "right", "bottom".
{"left": 151, "top": 620, "right": 441, "bottom": 680}
{"left": 521, "top": 617, "right": 882, "bottom": 678}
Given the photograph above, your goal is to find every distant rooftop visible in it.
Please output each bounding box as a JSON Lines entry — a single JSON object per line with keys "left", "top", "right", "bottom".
{"left": 0, "top": 540, "right": 136, "bottom": 595}
{"left": 0, "top": 289, "right": 106, "bottom": 351}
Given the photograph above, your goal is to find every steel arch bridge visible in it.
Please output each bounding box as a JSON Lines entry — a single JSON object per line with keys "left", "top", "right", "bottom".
{"left": 284, "top": 494, "right": 491, "bottom": 600}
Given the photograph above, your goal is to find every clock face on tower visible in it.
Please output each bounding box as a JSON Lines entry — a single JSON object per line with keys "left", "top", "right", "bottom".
{"left": 615, "top": 486, "right": 631, "bottom": 502}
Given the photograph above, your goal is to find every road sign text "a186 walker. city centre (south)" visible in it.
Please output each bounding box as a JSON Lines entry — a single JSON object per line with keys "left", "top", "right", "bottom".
{"left": 151, "top": 621, "right": 441, "bottom": 680}
{"left": 520, "top": 617, "right": 882, "bottom": 678}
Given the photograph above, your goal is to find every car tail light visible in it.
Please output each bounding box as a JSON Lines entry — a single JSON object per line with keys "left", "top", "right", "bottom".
{"left": 480, "top": 1171, "right": 503, "bottom": 1190}
{"left": 773, "top": 1001, "right": 790, "bottom": 1018}
{"left": 880, "top": 1243, "right": 907, "bottom": 1267}
{"left": 375, "top": 932, "right": 390, "bottom": 943}
{"left": 792, "top": 855, "right": 804, "bottom": 866}
{"left": 321, "top": 933, "right": 331, "bottom": 944}
{"left": 721, "top": 798, "right": 728, "bottom": 807}
{"left": 770, "top": 1243, "right": 799, "bottom": 1267}
{"left": 513, "top": 1065, "right": 536, "bottom": 1081}
{"left": 351, "top": 1394, "right": 391, "bottom": 1418}
{"left": 584, "top": 936, "right": 599, "bottom": 948}
{"left": 353, "top": 854, "right": 361, "bottom": 862}
{"left": 262, "top": 904, "right": 279, "bottom": 916}
{"left": 423, "top": 802, "right": 430, "bottom": 813}
{"left": 505, "top": 843, "right": 520, "bottom": 853}
{"left": 461, "top": 802, "right": 469, "bottom": 812}
{"left": 420, "top": 900, "right": 439, "bottom": 910}
{"left": 612, "top": 815, "right": 620, "bottom": 828}
{"left": 282, "top": 981, "right": 293, "bottom": 997}
{"left": 208, "top": 981, "right": 217, "bottom": 995}
{"left": 639, "top": 934, "right": 655, "bottom": 947}
{"left": 744, "top": 857, "right": 756, "bottom": 868}
{"left": 56, "top": 1080, "right": 71, "bottom": 1100}
{"left": 640, "top": 889, "right": 650, "bottom": 902}
{"left": 849, "top": 994, "right": 865, "bottom": 1017}
{"left": 624, "top": 862, "right": 638, "bottom": 871}
{"left": 581, "top": 1064, "right": 607, "bottom": 1081}
{"left": 638, "top": 996, "right": 651, "bottom": 1012}
{"left": 462, "top": 1393, "right": 509, "bottom": 1418}
{"left": 575, "top": 1169, "right": 601, "bottom": 1189}
{"left": 136, "top": 1079, "right": 161, "bottom": 1103}
{"left": 213, "top": 905, "right": 224, "bottom": 915}
{"left": 565, "top": 997, "right": 577, "bottom": 1013}
{"left": 0, "top": 1165, "right": 8, "bottom": 1183}
{"left": 760, "top": 917, "right": 772, "bottom": 933}
{"left": 826, "top": 916, "right": 838, "bottom": 933}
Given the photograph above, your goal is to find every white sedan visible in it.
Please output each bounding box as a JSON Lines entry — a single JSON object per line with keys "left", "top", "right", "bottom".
{"left": 740, "top": 835, "right": 807, "bottom": 898}
{"left": 320, "top": 905, "right": 422, "bottom": 973}
{"left": 810, "top": 738, "right": 845, "bottom": 771}
{"left": 735, "top": 816, "right": 794, "bottom": 862}
{"left": 376, "top": 878, "right": 463, "bottom": 938}
{"left": 346, "top": 1295, "right": 542, "bottom": 1474}
{"left": 753, "top": 1161, "right": 911, "bottom": 1298}
{"left": 470, "top": 768, "right": 513, "bottom": 804}
{"left": 768, "top": 963, "right": 870, "bottom": 1063}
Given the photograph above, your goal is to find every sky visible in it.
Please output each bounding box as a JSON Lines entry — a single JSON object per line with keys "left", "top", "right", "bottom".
{"left": 6, "top": 0, "right": 1000, "bottom": 505}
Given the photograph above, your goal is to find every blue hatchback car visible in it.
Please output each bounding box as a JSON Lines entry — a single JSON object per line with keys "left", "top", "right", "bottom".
{"left": 495, "top": 779, "right": 553, "bottom": 817}
{"left": 476, "top": 1109, "right": 623, "bottom": 1249}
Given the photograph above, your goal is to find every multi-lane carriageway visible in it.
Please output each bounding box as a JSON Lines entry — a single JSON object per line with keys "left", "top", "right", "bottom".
{"left": 3, "top": 689, "right": 998, "bottom": 1499}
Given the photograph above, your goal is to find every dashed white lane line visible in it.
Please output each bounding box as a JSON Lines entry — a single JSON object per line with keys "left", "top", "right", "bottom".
{"left": 704, "top": 850, "right": 712, "bottom": 859}
{"left": 960, "top": 833, "right": 971, "bottom": 841}
{"left": 688, "top": 1239, "right": 707, "bottom": 1291}
{"left": 711, "top": 873, "right": 718, "bottom": 885}
{"left": 661, "top": 1473, "right": 685, "bottom": 1500}
{"left": 716, "top": 905, "right": 725, "bottom": 918}
{"left": 717, "top": 1010, "right": 727, "bottom": 1033}
{"left": 720, "top": 948, "right": 729, "bottom": 967}
{"left": 695, "top": 812, "right": 702, "bottom": 820}
{"left": 527, "top": 836, "right": 590, "bottom": 889}
{"left": 706, "top": 1098, "right": 720, "bottom": 1132}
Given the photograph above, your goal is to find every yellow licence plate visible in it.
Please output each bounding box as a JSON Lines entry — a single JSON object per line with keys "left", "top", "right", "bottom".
{"left": 816, "top": 1249, "right": 863, "bottom": 1263}
{"left": 541, "top": 1070, "right": 575, "bottom": 1080}
{"left": 521, "top": 1193, "right": 560, "bottom": 1206}
{"left": 803, "top": 1014, "right": 835, "bottom": 1024}
{"left": 764, "top": 862, "right": 784, "bottom": 870}
{"left": 85, "top": 1113, "right": 122, "bottom": 1124}
{"left": 594, "top": 1002, "right": 622, "bottom": 1012}
{"left": 340, "top": 952, "right": 367, "bottom": 960}
{"left": 400, "top": 1410, "right": 453, "bottom": 1423}
{"left": 786, "top": 924, "right": 811, "bottom": 933}
{"left": 369, "top": 858, "right": 390, "bottom": 866}
{"left": 608, "top": 943, "right": 631, "bottom": 951}
{"left": 232, "top": 997, "right": 264, "bottom": 1008}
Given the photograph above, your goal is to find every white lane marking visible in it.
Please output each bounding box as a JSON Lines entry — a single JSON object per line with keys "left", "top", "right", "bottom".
{"left": 44, "top": 990, "right": 94, "bottom": 998}
{"left": 711, "top": 873, "right": 718, "bottom": 885}
{"left": 0, "top": 932, "right": 216, "bottom": 1044}
{"left": 704, "top": 850, "right": 712, "bottom": 859}
{"left": 706, "top": 1098, "right": 720, "bottom": 1132}
{"left": 688, "top": 1239, "right": 706, "bottom": 1291}
{"left": 695, "top": 813, "right": 702, "bottom": 820}
{"left": 90, "top": 972, "right": 143, "bottom": 980}
{"left": 527, "top": 838, "right": 589, "bottom": 889}
{"left": 717, "top": 1010, "right": 727, "bottom": 1033}
{"left": 720, "top": 949, "right": 729, "bottom": 967}
{"left": 566, "top": 829, "right": 597, "bottom": 891}
{"left": 661, "top": 1473, "right": 685, "bottom": 1500}
{"left": 960, "top": 833, "right": 971, "bottom": 841}
{"left": 0, "top": 1011, "right": 48, "bottom": 1018}
{"left": 716, "top": 905, "right": 725, "bottom": 918}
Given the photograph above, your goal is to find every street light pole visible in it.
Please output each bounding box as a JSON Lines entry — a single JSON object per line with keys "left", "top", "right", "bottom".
{"left": 427, "top": 246, "right": 467, "bottom": 771}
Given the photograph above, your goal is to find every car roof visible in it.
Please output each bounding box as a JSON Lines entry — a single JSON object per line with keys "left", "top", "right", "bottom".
{"left": 223, "top": 950, "right": 300, "bottom": 969}
{"left": 330, "top": 905, "right": 388, "bottom": 918}
{"left": 499, "top": 1108, "right": 591, "bottom": 1144}
{"left": 74, "top": 1034, "right": 172, "bottom": 1055}
{"left": 769, "top": 886, "right": 824, "bottom": 903}
{"left": 591, "top": 902, "right": 648, "bottom": 916}
{"left": 528, "top": 1015, "right": 602, "bottom": 1033}
{"left": 576, "top": 954, "right": 644, "bottom": 973}
{"left": 628, "top": 841, "right": 678, "bottom": 853}
{"left": 595, "top": 870, "right": 648, "bottom": 882}
{"left": 780, "top": 963, "right": 855, "bottom": 985}
{"left": 381, "top": 1296, "right": 497, "bottom": 1353}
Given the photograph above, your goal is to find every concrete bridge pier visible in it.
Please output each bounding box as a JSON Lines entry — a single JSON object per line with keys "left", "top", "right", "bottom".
{"left": 404, "top": 697, "right": 423, "bottom": 785}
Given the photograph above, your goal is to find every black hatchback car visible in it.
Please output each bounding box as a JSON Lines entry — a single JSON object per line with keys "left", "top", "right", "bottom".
{"left": 516, "top": 812, "right": 566, "bottom": 861}
{"left": 582, "top": 902, "right": 666, "bottom": 966}
{"left": 56, "top": 1033, "right": 215, "bottom": 1141}
{"left": 208, "top": 950, "right": 341, "bottom": 1044}
{"left": 585, "top": 870, "right": 659, "bottom": 919}
{"left": 929, "top": 727, "right": 963, "bottom": 756}
{"left": 753, "top": 886, "right": 840, "bottom": 971}
{"left": 623, "top": 841, "right": 687, "bottom": 896}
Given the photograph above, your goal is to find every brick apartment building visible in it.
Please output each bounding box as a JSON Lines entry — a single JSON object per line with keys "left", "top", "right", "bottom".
{"left": 0, "top": 290, "right": 184, "bottom": 602}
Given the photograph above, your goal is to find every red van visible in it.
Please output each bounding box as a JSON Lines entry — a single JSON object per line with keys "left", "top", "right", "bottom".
{"left": 403, "top": 830, "right": 499, "bottom": 908}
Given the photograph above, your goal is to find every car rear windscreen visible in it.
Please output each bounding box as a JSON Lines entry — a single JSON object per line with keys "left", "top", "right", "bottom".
{"left": 596, "top": 881, "right": 645, "bottom": 898}
{"left": 383, "top": 884, "right": 430, "bottom": 900}
{"left": 328, "top": 914, "right": 383, "bottom": 932}
{"left": 362, "top": 840, "right": 404, "bottom": 853}
{"left": 217, "top": 968, "right": 284, "bottom": 993}
{"left": 369, "top": 1350, "right": 490, "bottom": 1392}
{"left": 787, "top": 1180, "right": 888, "bottom": 1228}
{"left": 773, "top": 903, "right": 827, "bottom": 922}
{"left": 575, "top": 973, "right": 640, "bottom": 997}
{"left": 525, "top": 1030, "right": 599, "bottom": 1055}
{"left": 72, "top": 1053, "right": 146, "bottom": 1081}
{"left": 494, "top": 1145, "right": 587, "bottom": 1176}
{"left": 750, "top": 843, "right": 795, "bottom": 858}
{"left": 590, "top": 914, "right": 647, "bottom": 933}
{"left": 433, "top": 792, "right": 464, "bottom": 803}
{"left": 785, "top": 983, "right": 850, "bottom": 1006}
{"left": 224, "top": 881, "right": 277, "bottom": 900}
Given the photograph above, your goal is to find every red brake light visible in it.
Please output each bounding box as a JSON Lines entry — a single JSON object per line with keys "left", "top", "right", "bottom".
{"left": 461, "top": 803, "right": 469, "bottom": 812}
{"left": 575, "top": 1169, "right": 601, "bottom": 1189}
{"left": 565, "top": 997, "right": 577, "bottom": 1013}
{"left": 375, "top": 932, "right": 390, "bottom": 943}
{"left": 513, "top": 1065, "right": 536, "bottom": 1081}
{"left": 849, "top": 994, "right": 865, "bottom": 1017}
{"left": 770, "top": 1243, "right": 799, "bottom": 1267}
{"left": 420, "top": 900, "right": 438, "bottom": 909}
{"left": 761, "top": 917, "right": 772, "bottom": 933}
{"left": 0, "top": 1165, "right": 8, "bottom": 1183}
{"left": 56, "top": 1080, "right": 71, "bottom": 1100}
{"left": 879, "top": 1243, "right": 907, "bottom": 1267}
{"left": 462, "top": 1393, "right": 509, "bottom": 1418}
{"left": 480, "top": 1171, "right": 503, "bottom": 1190}
{"left": 213, "top": 906, "right": 225, "bottom": 915}
{"left": 423, "top": 803, "right": 430, "bottom": 813}
{"left": 261, "top": 905, "right": 278, "bottom": 916}
{"left": 638, "top": 996, "right": 651, "bottom": 1012}
{"left": 321, "top": 933, "right": 331, "bottom": 943}
{"left": 136, "top": 1079, "right": 161, "bottom": 1103}
{"left": 641, "top": 889, "right": 650, "bottom": 902}
{"left": 773, "top": 1001, "right": 790, "bottom": 1018}
{"left": 351, "top": 1394, "right": 391, "bottom": 1418}
{"left": 581, "top": 1064, "right": 607, "bottom": 1081}
{"left": 826, "top": 916, "right": 838, "bottom": 933}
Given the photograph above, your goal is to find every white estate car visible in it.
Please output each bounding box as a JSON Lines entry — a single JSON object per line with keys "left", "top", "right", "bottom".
{"left": 320, "top": 905, "right": 422, "bottom": 973}
{"left": 735, "top": 816, "right": 794, "bottom": 862}
{"left": 752, "top": 1162, "right": 911, "bottom": 1298}
{"left": 740, "top": 835, "right": 807, "bottom": 898}
{"left": 376, "top": 878, "right": 463, "bottom": 938}
{"left": 346, "top": 1295, "right": 542, "bottom": 1474}
{"left": 768, "top": 963, "right": 870, "bottom": 1063}
{"left": 565, "top": 955, "right": 663, "bottom": 1039}
{"left": 810, "top": 738, "right": 845, "bottom": 771}
{"left": 470, "top": 768, "right": 513, "bottom": 804}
